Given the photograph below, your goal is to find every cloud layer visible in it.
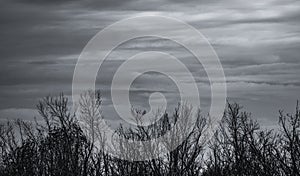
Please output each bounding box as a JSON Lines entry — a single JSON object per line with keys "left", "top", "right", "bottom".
{"left": 0, "top": 0, "right": 300, "bottom": 127}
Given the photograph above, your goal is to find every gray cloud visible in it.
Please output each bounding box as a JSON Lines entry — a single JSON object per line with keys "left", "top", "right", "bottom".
{"left": 0, "top": 0, "right": 300, "bottom": 128}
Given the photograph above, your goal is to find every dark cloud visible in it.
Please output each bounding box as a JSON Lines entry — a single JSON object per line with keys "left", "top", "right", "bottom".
{"left": 0, "top": 0, "right": 300, "bottom": 128}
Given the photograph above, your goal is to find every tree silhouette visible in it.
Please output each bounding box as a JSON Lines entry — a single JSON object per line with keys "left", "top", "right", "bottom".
{"left": 0, "top": 93, "right": 299, "bottom": 176}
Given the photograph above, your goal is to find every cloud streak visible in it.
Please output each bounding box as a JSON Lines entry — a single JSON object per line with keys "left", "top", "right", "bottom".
{"left": 0, "top": 0, "right": 300, "bottom": 128}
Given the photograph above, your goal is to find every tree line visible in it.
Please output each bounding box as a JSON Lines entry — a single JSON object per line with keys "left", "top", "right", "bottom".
{"left": 0, "top": 92, "right": 299, "bottom": 176}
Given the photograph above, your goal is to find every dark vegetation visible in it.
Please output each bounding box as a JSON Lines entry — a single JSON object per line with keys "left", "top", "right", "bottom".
{"left": 0, "top": 92, "right": 299, "bottom": 176}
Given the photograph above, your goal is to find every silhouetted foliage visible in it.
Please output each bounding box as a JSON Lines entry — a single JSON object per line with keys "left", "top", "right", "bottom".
{"left": 0, "top": 93, "right": 299, "bottom": 176}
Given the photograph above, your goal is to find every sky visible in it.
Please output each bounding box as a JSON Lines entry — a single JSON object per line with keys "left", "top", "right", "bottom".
{"left": 0, "top": 0, "right": 300, "bottom": 129}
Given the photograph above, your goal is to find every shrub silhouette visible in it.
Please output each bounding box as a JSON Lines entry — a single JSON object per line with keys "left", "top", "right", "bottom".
{"left": 0, "top": 93, "right": 299, "bottom": 176}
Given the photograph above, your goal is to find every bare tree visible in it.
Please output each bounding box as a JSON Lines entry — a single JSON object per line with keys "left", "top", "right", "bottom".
{"left": 275, "top": 101, "right": 300, "bottom": 176}
{"left": 1, "top": 93, "right": 300, "bottom": 176}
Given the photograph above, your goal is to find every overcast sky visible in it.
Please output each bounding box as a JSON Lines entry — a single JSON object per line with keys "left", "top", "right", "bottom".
{"left": 0, "top": 0, "right": 300, "bottom": 128}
